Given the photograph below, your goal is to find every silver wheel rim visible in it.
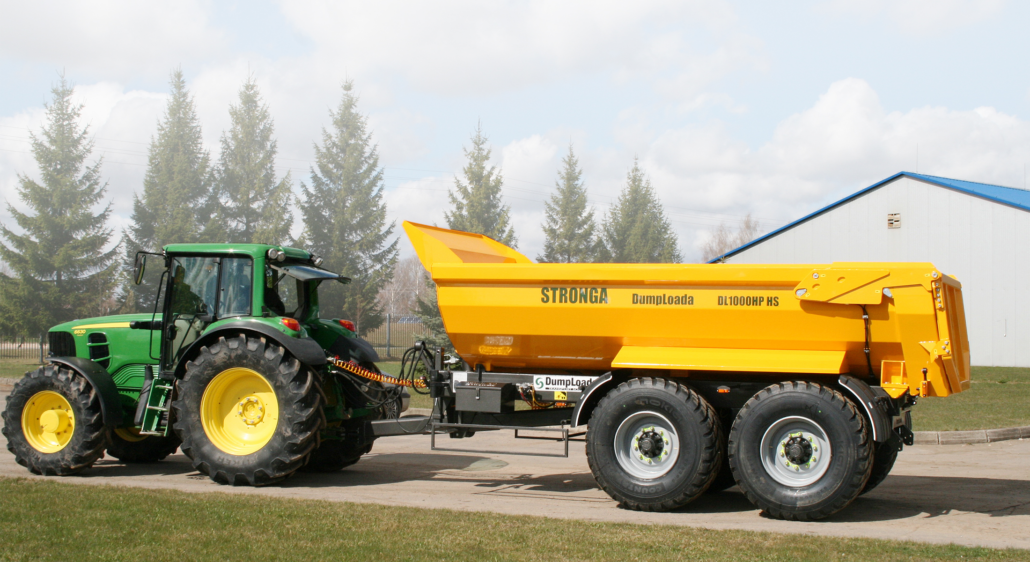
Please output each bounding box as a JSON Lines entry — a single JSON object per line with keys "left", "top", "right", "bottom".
{"left": 613, "top": 411, "right": 680, "bottom": 479}
{"left": 760, "top": 415, "right": 832, "bottom": 487}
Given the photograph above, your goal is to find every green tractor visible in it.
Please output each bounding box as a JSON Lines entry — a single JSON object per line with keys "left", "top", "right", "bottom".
{"left": 2, "top": 243, "right": 408, "bottom": 485}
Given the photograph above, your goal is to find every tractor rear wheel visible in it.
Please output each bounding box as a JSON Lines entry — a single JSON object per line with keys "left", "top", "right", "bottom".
{"left": 729, "top": 381, "right": 872, "bottom": 521}
{"left": 302, "top": 439, "right": 373, "bottom": 472}
{"left": 586, "top": 378, "right": 722, "bottom": 511}
{"left": 2, "top": 364, "right": 108, "bottom": 475}
{"left": 107, "top": 427, "right": 181, "bottom": 463}
{"left": 171, "top": 334, "right": 323, "bottom": 486}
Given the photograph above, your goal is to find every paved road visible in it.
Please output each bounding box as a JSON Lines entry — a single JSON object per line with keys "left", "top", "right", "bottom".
{"left": 2, "top": 393, "right": 1028, "bottom": 549}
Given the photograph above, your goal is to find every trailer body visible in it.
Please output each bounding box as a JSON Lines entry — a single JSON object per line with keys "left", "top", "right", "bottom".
{"left": 405, "top": 221, "right": 970, "bottom": 400}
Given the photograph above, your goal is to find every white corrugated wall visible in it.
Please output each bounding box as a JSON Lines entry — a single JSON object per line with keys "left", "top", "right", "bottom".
{"left": 725, "top": 177, "right": 1030, "bottom": 367}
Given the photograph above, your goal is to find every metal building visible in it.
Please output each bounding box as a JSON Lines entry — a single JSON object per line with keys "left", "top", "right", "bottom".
{"left": 713, "top": 172, "right": 1030, "bottom": 367}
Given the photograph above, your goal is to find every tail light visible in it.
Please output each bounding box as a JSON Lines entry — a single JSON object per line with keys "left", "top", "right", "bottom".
{"left": 339, "top": 320, "right": 356, "bottom": 332}
{"left": 281, "top": 318, "right": 301, "bottom": 332}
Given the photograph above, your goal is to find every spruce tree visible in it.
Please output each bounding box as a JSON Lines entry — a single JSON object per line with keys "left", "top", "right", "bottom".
{"left": 445, "top": 124, "right": 517, "bottom": 247}
{"left": 211, "top": 78, "right": 293, "bottom": 245}
{"left": 600, "top": 159, "right": 682, "bottom": 263}
{"left": 0, "top": 77, "right": 119, "bottom": 334}
{"left": 538, "top": 144, "right": 597, "bottom": 263}
{"left": 299, "top": 81, "right": 397, "bottom": 334}
{"left": 121, "top": 69, "right": 213, "bottom": 312}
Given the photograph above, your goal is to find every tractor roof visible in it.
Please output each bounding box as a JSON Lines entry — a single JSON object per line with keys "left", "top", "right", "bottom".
{"left": 162, "top": 243, "right": 311, "bottom": 260}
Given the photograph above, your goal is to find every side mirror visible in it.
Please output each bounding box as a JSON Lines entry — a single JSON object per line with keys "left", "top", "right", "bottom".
{"left": 133, "top": 252, "right": 147, "bottom": 285}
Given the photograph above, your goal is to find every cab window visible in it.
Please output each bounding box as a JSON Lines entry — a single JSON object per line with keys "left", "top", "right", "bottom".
{"left": 218, "top": 257, "right": 253, "bottom": 318}
{"left": 264, "top": 265, "right": 301, "bottom": 317}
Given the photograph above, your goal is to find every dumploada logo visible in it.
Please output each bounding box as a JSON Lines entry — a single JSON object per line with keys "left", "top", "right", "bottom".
{"left": 533, "top": 375, "right": 597, "bottom": 391}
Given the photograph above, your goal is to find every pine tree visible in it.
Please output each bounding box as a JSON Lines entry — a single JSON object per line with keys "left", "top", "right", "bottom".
{"left": 445, "top": 124, "right": 517, "bottom": 247}
{"left": 211, "top": 78, "right": 293, "bottom": 245}
{"left": 0, "top": 77, "right": 119, "bottom": 334}
{"left": 299, "top": 81, "right": 397, "bottom": 335}
{"left": 121, "top": 69, "right": 213, "bottom": 312}
{"left": 600, "top": 159, "right": 682, "bottom": 263}
{"left": 413, "top": 275, "right": 454, "bottom": 353}
{"left": 538, "top": 144, "right": 597, "bottom": 263}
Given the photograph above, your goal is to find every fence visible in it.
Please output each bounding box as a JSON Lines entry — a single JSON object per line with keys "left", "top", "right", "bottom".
{"left": 1, "top": 334, "right": 47, "bottom": 366}
{"left": 362, "top": 315, "right": 427, "bottom": 359}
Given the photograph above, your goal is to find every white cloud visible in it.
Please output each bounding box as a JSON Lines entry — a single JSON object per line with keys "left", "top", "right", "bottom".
{"left": 819, "top": 0, "right": 1006, "bottom": 35}
{"left": 0, "top": 1, "right": 227, "bottom": 79}
{"left": 275, "top": 0, "right": 759, "bottom": 99}
{"left": 636, "top": 78, "right": 1030, "bottom": 261}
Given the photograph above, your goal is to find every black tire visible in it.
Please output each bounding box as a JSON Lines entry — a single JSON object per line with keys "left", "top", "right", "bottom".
{"left": 107, "top": 428, "right": 181, "bottom": 463}
{"left": 302, "top": 439, "right": 373, "bottom": 472}
{"left": 706, "top": 413, "right": 737, "bottom": 494}
{"left": 171, "top": 334, "right": 323, "bottom": 486}
{"left": 728, "top": 381, "right": 872, "bottom": 521}
{"left": 2, "top": 364, "right": 109, "bottom": 476}
{"left": 586, "top": 378, "right": 722, "bottom": 511}
{"left": 861, "top": 440, "right": 899, "bottom": 495}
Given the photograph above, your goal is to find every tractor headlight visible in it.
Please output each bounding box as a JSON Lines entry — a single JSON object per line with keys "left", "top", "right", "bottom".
{"left": 267, "top": 248, "right": 286, "bottom": 262}
{"left": 312, "top": 256, "right": 324, "bottom": 267}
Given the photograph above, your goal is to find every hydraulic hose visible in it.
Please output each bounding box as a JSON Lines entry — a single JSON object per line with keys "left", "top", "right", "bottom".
{"left": 331, "top": 356, "right": 428, "bottom": 389}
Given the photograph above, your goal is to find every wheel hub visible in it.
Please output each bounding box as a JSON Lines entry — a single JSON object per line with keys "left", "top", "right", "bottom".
{"left": 39, "top": 409, "right": 70, "bottom": 434}
{"left": 635, "top": 429, "right": 666, "bottom": 459}
{"left": 760, "top": 416, "right": 832, "bottom": 487}
{"left": 21, "top": 390, "right": 75, "bottom": 453}
{"left": 783, "top": 433, "right": 813, "bottom": 465}
{"left": 237, "top": 396, "right": 265, "bottom": 426}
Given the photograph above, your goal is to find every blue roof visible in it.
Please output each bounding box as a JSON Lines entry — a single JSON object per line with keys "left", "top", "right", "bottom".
{"left": 709, "top": 172, "right": 1030, "bottom": 263}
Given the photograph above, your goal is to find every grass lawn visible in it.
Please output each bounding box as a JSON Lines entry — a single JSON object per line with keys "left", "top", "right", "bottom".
{"left": 1, "top": 478, "right": 1026, "bottom": 562}
{"left": 0, "top": 360, "right": 39, "bottom": 380}
{"left": 379, "top": 362, "right": 1030, "bottom": 431}
{"left": 912, "top": 366, "right": 1030, "bottom": 432}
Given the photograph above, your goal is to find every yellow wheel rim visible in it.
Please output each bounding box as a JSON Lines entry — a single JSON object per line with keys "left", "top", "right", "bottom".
{"left": 200, "top": 367, "right": 279, "bottom": 455}
{"left": 114, "top": 427, "right": 148, "bottom": 443}
{"left": 21, "top": 391, "right": 75, "bottom": 453}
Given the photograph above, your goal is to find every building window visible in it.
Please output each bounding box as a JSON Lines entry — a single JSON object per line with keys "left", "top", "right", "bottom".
{"left": 887, "top": 213, "right": 901, "bottom": 229}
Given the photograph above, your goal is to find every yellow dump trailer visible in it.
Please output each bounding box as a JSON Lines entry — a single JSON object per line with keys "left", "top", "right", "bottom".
{"left": 401, "top": 221, "right": 970, "bottom": 520}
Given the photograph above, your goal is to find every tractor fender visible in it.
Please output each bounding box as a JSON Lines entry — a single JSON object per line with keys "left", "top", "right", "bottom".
{"left": 571, "top": 372, "right": 616, "bottom": 428}
{"left": 838, "top": 375, "right": 890, "bottom": 443}
{"left": 327, "top": 334, "right": 381, "bottom": 364}
{"left": 48, "top": 356, "right": 125, "bottom": 427}
{"left": 174, "top": 321, "right": 327, "bottom": 378}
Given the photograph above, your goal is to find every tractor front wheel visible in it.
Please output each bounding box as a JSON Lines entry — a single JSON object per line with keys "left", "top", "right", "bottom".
{"left": 171, "top": 334, "right": 323, "bottom": 485}
{"left": 2, "top": 364, "right": 109, "bottom": 475}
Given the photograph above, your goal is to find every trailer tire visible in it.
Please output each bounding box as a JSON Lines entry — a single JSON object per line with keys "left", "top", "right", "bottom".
{"left": 107, "top": 428, "right": 181, "bottom": 463}
{"left": 861, "top": 440, "right": 899, "bottom": 495}
{"left": 2, "top": 364, "right": 109, "bottom": 476}
{"left": 729, "top": 381, "right": 872, "bottom": 521}
{"left": 586, "top": 378, "right": 722, "bottom": 511}
{"left": 172, "top": 334, "right": 323, "bottom": 486}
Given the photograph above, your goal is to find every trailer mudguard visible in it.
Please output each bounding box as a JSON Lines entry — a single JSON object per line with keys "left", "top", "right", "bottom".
{"left": 838, "top": 375, "right": 890, "bottom": 443}
{"left": 571, "top": 372, "right": 615, "bottom": 428}
{"left": 174, "top": 321, "right": 328, "bottom": 378}
{"left": 48, "top": 356, "right": 125, "bottom": 427}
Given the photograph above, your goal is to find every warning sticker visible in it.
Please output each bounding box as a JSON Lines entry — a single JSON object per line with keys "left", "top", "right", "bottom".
{"left": 554, "top": 391, "right": 568, "bottom": 401}
{"left": 533, "top": 375, "right": 596, "bottom": 392}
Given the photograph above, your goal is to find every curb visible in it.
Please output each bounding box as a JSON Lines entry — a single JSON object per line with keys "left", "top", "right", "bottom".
{"left": 913, "top": 427, "right": 1030, "bottom": 445}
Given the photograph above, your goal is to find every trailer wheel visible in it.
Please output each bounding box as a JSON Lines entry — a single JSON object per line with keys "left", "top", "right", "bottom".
{"left": 860, "top": 440, "right": 899, "bottom": 495}
{"left": 2, "top": 364, "right": 109, "bottom": 475}
{"left": 729, "top": 381, "right": 872, "bottom": 521}
{"left": 172, "top": 334, "right": 323, "bottom": 486}
{"left": 106, "top": 427, "right": 181, "bottom": 463}
{"left": 586, "top": 378, "right": 722, "bottom": 511}
{"left": 705, "top": 413, "right": 736, "bottom": 493}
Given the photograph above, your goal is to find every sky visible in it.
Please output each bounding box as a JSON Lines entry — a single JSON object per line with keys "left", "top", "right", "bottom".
{"left": 1, "top": 0, "right": 1028, "bottom": 262}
